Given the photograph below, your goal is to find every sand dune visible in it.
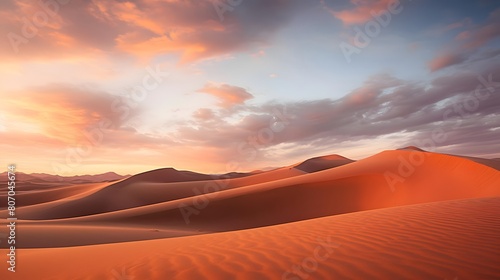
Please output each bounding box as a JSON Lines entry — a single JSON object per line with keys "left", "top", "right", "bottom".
{"left": 293, "top": 154, "right": 354, "bottom": 172}
{"left": 397, "top": 145, "right": 426, "bottom": 152}
{"left": 7, "top": 166, "right": 305, "bottom": 220}
{"left": 0, "top": 171, "right": 127, "bottom": 184}
{"left": 457, "top": 155, "right": 500, "bottom": 171}
{"left": 1, "top": 149, "right": 499, "bottom": 279}
{"left": 120, "top": 168, "right": 216, "bottom": 184}
{"left": 11, "top": 224, "right": 201, "bottom": 248}
{"left": 3, "top": 197, "right": 499, "bottom": 280}
{"left": 0, "top": 182, "right": 109, "bottom": 208}
{"left": 6, "top": 149, "right": 499, "bottom": 249}
{"left": 397, "top": 147, "right": 500, "bottom": 171}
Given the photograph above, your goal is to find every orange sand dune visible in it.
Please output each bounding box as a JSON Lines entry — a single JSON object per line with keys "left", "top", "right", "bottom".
{"left": 457, "top": 155, "right": 500, "bottom": 171}
{"left": 0, "top": 181, "right": 70, "bottom": 192}
{"left": 1, "top": 149, "right": 499, "bottom": 279}
{"left": 0, "top": 182, "right": 109, "bottom": 208}
{"left": 7, "top": 166, "right": 305, "bottom": 220}
{"left": 398, "top": 145, "right": 426, "bottom": 152}
{"left": 3, "top": 197, "right": 499, "bottom": 280}
{"left": 397, "top": 146, "right": 500, "bottom": 170}
{"left": 293, "top": 154, "right": 354, "bottom": 172}
{"left": 118, "top": 168, "right": 217, "bottom": 184}
{"left": 13, "top": 224, "right": 201, "bottom": 248}
{"left": 10, "top": 150, "right": 499, "bottom": 248}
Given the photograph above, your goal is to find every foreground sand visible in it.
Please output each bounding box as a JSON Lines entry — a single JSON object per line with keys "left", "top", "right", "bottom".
{"left": 2, "top": 197, "right": 499, "bottom": 279}
{"left": 0, "top": 149, "right": 499, "bottom": 279}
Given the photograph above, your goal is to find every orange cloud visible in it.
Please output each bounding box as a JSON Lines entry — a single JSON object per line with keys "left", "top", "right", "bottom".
{"left": 0, "top": 0, "right": 95, "bottom": 60}
{"left": 197, "top": 83, "right": 254, "bottom": 108}
{"left": 1, "top": 0, "right": 303, "bottom": 63}
{"left": 327, "top": 0, "right": 395, "bottom": 25}
{"left": 109, "top": 1, "right": 165, "bottom": 35}
{"left": 427, "top": 53, "right": 467, "bottom": 72}
{"left": 0, "top": 85, "right": 139, "bottom": 144}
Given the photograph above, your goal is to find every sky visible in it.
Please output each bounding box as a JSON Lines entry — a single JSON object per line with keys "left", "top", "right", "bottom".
{"left": 0, "top": 0, "right": 499, "bottom": 176}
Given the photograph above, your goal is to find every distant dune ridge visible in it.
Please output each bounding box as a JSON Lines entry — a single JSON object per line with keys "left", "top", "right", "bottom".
{"left": 0, "top": 171, "right": 127, "bottom": 184}
{"left": 0, "top": 148, "right": 499, "bottom": 279}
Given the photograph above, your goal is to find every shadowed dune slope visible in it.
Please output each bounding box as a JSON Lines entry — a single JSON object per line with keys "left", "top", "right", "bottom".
{"left": 117, "top": 168, "right": 218, "bottom": 183}
{"left": 0, "top": 182, "right": 110, "bottom": 208}
{"left": 6, "top": 167, "right": 305, "bottom": 220}
{"left": 293, "top": 154, "right": 354, "bottom": 173}
{"left": 4, "top": 197, "right": 500, "bottom": 280}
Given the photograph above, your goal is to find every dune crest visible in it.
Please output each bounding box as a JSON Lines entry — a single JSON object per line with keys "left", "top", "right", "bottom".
{"left": 293, "top": 154, "right": 354, "bottom": 172}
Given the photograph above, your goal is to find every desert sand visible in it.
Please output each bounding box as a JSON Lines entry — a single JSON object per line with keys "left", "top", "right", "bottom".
{"left": 1, "top": 149, "right": 499, "bottom": 279}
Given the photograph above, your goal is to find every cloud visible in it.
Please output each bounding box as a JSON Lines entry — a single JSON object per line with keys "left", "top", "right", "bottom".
{"left": 455, "top": 8, "right": 500, "bottom": 49}
{"left": 3, "top": 64, "right": 499, "bottom": 174}
{"left": 428, "top": 53, "right": 467, "bottom": 72}
{"left": 0, "top": 0, "right": 306, "bottom": 63}
{"left": 325, "top": 0, "right": 394, "bottom": 25}
{"left": 175, "top": 61, "right": 500, "bottom": 165}
{"left": 426, "top": 8, "right": 500, "bottom": 72}
{"left": 0, "top": 85, "right": 141, "bottom": 144}
{"left": 197, "top": 83, "right": 254, "bottom": 108}
{"left": 0, "top": 0, "right": 113, "bottom": 60}
{"left": 426, "top": 18, "right": 472, "bottom": 37}
{"left": 113, "top": 0, "right": 305, "bottom": 63}
{"left": 0, "top": 84, "right": 180, "bottom": 175}
{"left": 192, "top": 108, "right": 216, "bottom": 121}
